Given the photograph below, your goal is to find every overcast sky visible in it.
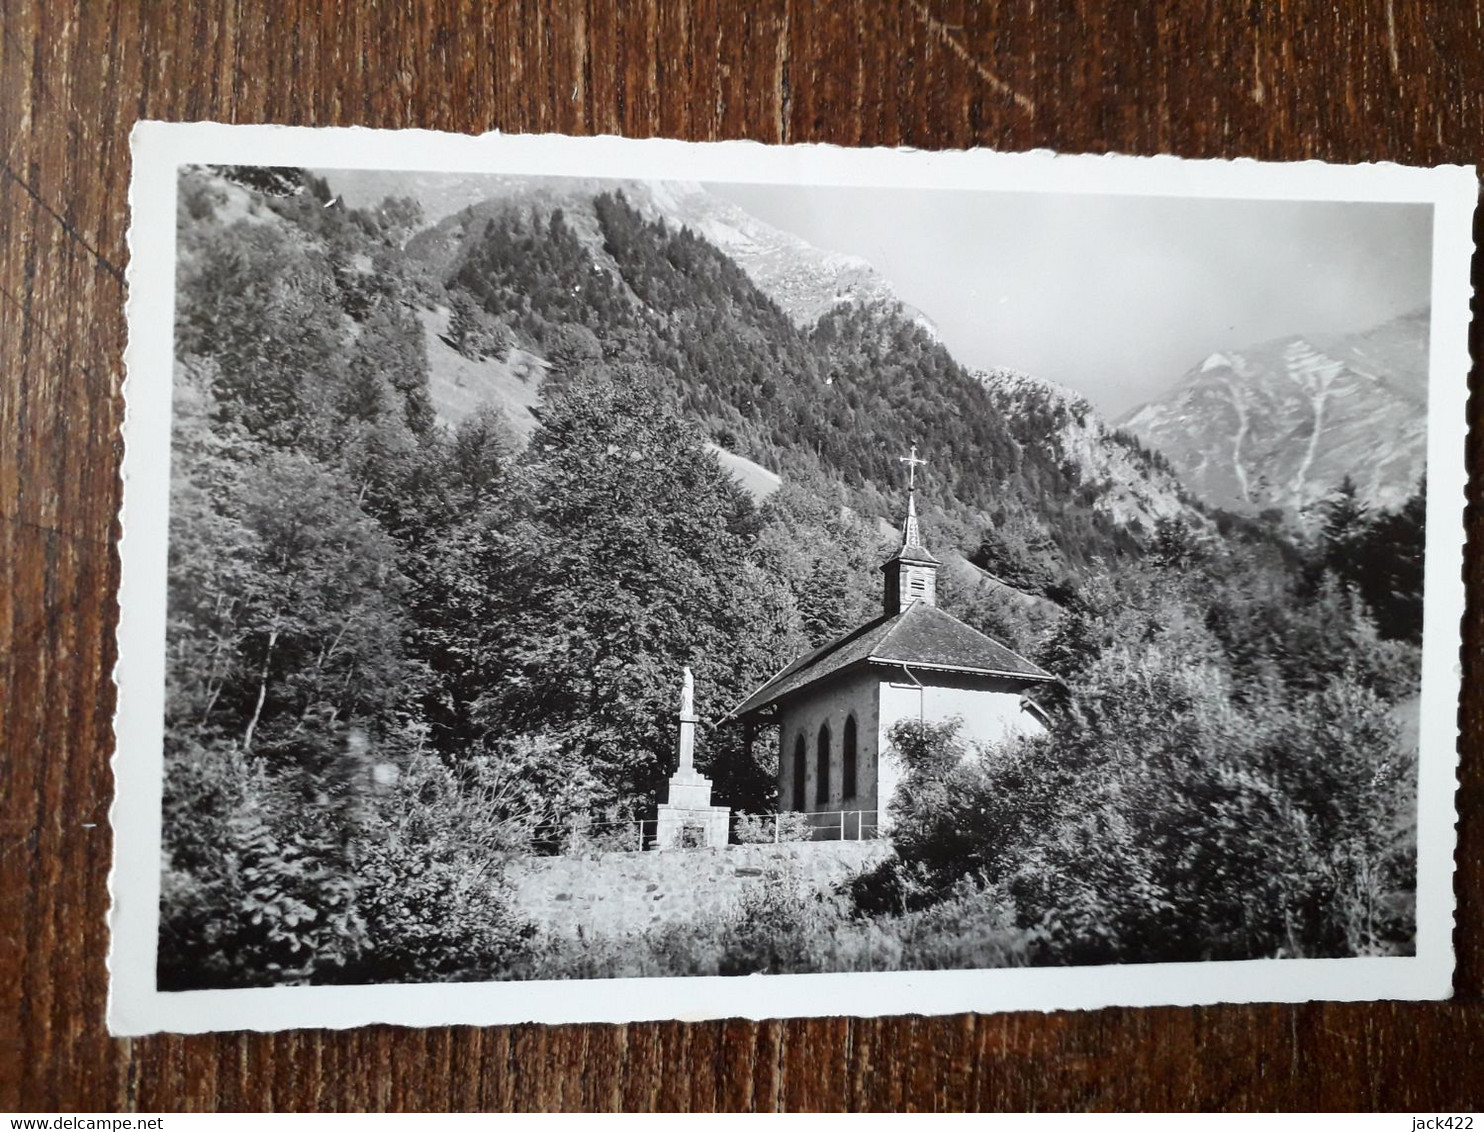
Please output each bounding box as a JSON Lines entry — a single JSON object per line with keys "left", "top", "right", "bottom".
{"left": 707, "top": 183, "right": 1433, "bottom": 416}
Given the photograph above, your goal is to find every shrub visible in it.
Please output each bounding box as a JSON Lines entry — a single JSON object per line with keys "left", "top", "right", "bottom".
{"left": 733, "top": 811, "right": 814, "bottom": 843}
{"left": 159, "top": 737, "right": 367, "bottom": 988}
{"left": 332, "top": 754, "right": 534, "bottom": 983}
{"left": 561, "top": 818, "right": 644, "bottom": 857}
{"left": 867, "top": 645, "right": 1417, "bottom": 966}
{"left": 158, "top": 734, "right": 533, "bottom": 989}
{"left": 732, "top": 813, "right": 770, "bottom": 843}
{"left": 873, "top": 882, "right": 1033, "bottom": 971}
{"left": 717, "top": 860, "right": 846, "bottom": 974}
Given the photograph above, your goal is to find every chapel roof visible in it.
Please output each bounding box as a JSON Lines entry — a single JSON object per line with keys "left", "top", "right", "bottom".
{"left": 729, "top": 600, "right": 1056, "bottom": 719}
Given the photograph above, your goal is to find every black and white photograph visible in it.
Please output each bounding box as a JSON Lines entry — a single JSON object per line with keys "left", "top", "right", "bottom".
{"left": 109, "top": 126, "right": 1470, "bottom": 1032}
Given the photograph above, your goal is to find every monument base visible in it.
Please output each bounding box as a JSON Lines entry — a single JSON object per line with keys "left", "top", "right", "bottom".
{"left": 654, "top": 802, "right": 731, "bottom": 849}
{"left": 654, "top": 768, "right": 731, "bottom": 848}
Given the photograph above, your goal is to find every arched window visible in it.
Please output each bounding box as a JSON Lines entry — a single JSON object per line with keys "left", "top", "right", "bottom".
{"left": 842, "top": 714, "right": 858, "bottom": 799}
{"left": 816, "top": 723, "right": 831, "bottom": 805}
{"left": 792, "top": 734, "right": 807, "bottom": 810}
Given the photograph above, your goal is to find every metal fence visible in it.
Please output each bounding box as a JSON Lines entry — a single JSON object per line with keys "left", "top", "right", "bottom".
{"left": 733, "top": 809, "right": 881, "bottom": 843}
{"left": 810, "top": 808, "right": 880, "bottom": 841}
{"left": 525, "top": 809, "right": 882, "bottom": 855}
{"left": 526, "top": 816, "right": 656, "bottom": 856}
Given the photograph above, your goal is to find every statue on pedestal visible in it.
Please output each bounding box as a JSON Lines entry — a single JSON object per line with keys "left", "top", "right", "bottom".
{"left": 654, "top": 666, "right": 731, "bottom": 849}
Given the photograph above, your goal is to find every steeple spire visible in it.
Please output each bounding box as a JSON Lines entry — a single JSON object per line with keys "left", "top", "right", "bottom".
{"left": 901, "top": 490, "right": 923, "bottom": 550}
{"left": 882, "top": 445, "right": 939, "bottom": 616}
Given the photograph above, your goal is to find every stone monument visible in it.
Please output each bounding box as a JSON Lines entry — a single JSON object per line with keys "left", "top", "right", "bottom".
{"left": 654, "top": 667, "right": 731, "bottom": 849}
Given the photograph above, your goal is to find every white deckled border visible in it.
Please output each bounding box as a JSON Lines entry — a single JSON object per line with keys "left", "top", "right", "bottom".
{"left": 109, "top": 122, "right": 1475, "bottom": 1035}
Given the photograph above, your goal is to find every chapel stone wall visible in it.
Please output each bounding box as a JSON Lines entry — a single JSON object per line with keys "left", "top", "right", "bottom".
{"left": 776, "top": 668, "right": 882, "bottom": 822}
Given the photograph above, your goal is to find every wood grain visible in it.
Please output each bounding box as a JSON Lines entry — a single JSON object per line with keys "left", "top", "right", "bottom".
{"left": 1, "top": 0, "right": 1480, "bottom": 1111}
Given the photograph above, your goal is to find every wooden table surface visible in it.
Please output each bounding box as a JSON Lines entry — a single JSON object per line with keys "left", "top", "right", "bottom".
{"left": 2, "top": 0, "right": 1481, "bottom": 1112}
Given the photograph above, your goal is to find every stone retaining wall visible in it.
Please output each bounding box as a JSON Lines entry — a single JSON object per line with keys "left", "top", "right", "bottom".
{"left": 507, "top": 840, "right": 892, "bottom": 940}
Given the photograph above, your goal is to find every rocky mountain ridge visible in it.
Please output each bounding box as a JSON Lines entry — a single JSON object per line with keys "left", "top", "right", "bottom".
{"left": 977, "top": 366, "right": 1202, "bottom": 532}
{"left": 1117, "top": 310, "right": 1429, "bottom": 518}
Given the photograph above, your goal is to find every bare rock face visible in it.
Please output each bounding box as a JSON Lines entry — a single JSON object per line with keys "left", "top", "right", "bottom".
{"left": 637, "top": 180, "right": 910, "bottom": 326}
{"left": 1116, "top": 310, "right": 1429, "bottom": 519}
{"left": 976, "top": 366, "right": 1205, "bottom": 534}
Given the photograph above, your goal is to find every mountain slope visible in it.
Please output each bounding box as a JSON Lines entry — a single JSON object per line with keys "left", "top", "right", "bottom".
{"left": 419, "top": 305, "right": 547, "bottom": 436}
{"left": 1117, "top": 311, "right": 1429, "bottom": 517}
{"left": 402, "top": 177, "right": 931, "bottom": 332}
{"left": 977, "top": 367, "right": 1201, "bottom": 532}
{"left": 402, "top": 182, "right": 1210, "bottom": 593}
{"left": 636, "top": 181, "right": 929, "bottom": 330}
{"left": 419, "top": 302, "right": 783, "bottom": 502}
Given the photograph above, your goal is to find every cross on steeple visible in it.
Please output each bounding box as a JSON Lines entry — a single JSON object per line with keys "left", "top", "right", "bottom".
{"left": 881, "top": 443, "right": 939, "bottom": 614}
{"left": 899, "top": 444, "right": 927, "bottom": 492}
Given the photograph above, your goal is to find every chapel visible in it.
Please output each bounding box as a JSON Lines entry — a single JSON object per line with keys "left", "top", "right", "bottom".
{"left": 729, "top": 447, "right": 1057, "bottom": 836}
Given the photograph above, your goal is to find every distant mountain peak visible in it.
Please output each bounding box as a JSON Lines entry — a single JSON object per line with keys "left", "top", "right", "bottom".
{"left": 1117, "top": 311, "right": 1430, "bottom": 518}
{"left": 610, "top": 180, "right": 934, "bottom": 330}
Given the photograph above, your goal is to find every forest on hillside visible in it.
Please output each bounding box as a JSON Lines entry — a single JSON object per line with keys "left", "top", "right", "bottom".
{"left": 443, "top": 187, "right": 1173, "bottom": 584}
{"left": 159, "top": 165, "right": 1424, "bottom": 989}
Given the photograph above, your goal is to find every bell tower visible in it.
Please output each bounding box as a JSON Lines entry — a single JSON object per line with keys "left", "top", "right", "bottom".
{"left": 882, "top": 445, "right": 939, "bottom": 616}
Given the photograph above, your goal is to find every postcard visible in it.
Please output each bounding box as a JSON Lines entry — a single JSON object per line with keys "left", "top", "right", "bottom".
{"left": 109, "top": 123, "right": 1473, "bottom": 1033}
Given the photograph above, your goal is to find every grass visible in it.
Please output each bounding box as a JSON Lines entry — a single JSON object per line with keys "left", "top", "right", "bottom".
{"left": 502, "top": 856, "right": 1032, "bottom": 981}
